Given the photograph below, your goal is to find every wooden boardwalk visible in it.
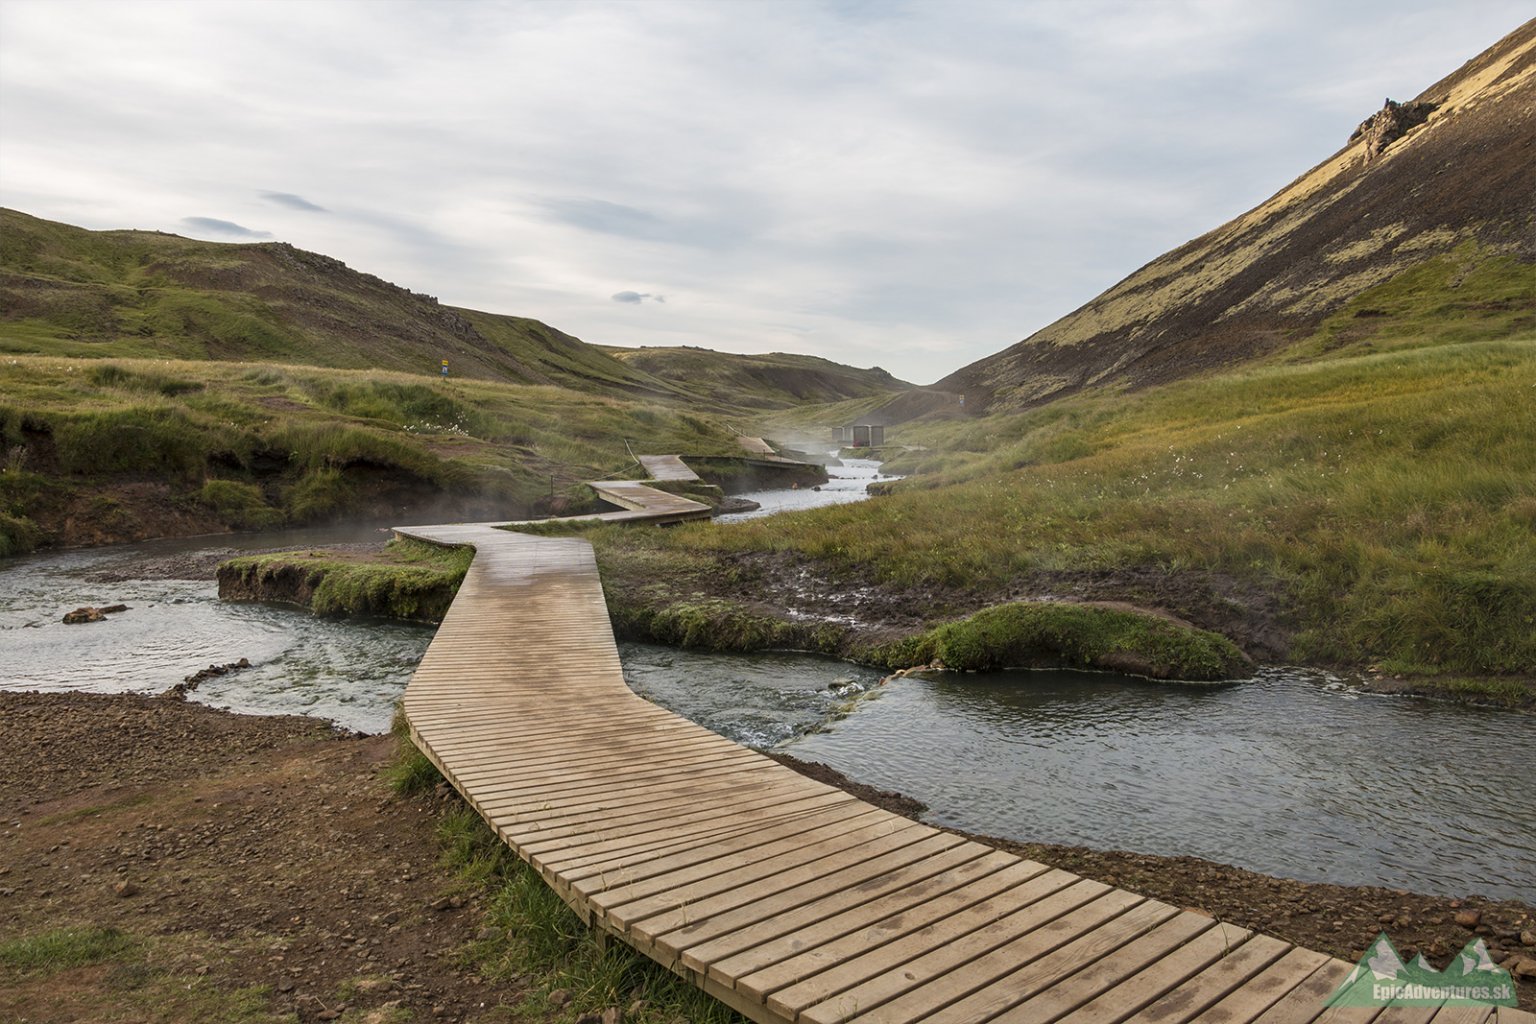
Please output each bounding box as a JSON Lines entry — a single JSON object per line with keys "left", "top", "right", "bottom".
{"left": 637, "top": 453, "right": 702, "bottom": 483}
{"left": 396, "top": 481, "right": 1530, "bottom": 1024}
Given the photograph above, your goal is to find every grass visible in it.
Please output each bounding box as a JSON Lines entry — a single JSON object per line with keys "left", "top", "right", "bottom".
{"left": 219, "top": 536, "right": 473, "bottom": 621}
{"left": 384, "top": 704, "right": 445, "bottom": 795}
{"left": 0, "top": 354, "right": 750, "bottom": 555}
{"left": 423, "top": 768, "right": 743, "bottom": 1023}
{"left": 0, "top": 926, "right": 282, "bottom": 1023}
{"left": 0, "top": 926, "right": 135, "bottom": 971}
{"left": 581, "top": 325, "right": 1536, "bottom": 680}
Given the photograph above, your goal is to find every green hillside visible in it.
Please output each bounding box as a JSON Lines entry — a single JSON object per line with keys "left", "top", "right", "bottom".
{"left": 0, "top": 208, "right": 681, "bottom": 399}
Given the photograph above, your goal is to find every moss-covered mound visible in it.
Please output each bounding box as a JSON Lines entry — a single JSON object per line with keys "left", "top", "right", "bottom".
{"left": 217, "top": 537, "right": 471, "bottom": 622}
{"left": 887, "top": 602, "right": 1252, "bottom": 681}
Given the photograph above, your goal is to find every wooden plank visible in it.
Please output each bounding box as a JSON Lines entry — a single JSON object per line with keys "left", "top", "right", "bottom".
{"left": 790, "top": 879, "right": 1122, "bottom": 1024}
{"left": 594, "top": 814, "right": 928, "bottom": 927}
{"left": 1421, "top": 1006, "right": 1491, "bottom": 1024}
{"left": 852, "top": 898, "right": 1180, "bottom": 1024}
{"left": 1194, "top": 948, "right": 1336, "bottom": 1024}
{"left": 574, "top": 811, "right": 930, "bottom": 898}
{"left": 1116, "top": 933, "right": 1293, "bottom": 1024}
{"left": 648, "top": 833, "right": 974, "bottom": 961}
{"left": 986, "top": 914, "right": 1228, "bottom": 1023}
{"left": 757, "top": 864, "right": 1087, "bottom": 1017}
{"left": 1244, "top": 961, "right": 1363, "bottom": 1024}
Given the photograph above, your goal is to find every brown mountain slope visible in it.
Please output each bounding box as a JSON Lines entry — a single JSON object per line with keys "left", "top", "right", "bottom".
{"left": 938, "top": 20, "right": 1536, "bottom": 411}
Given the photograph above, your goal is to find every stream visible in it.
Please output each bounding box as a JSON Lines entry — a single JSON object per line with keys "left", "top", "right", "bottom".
{"left": 3, "top": 466, "right": 1532, "bottom": 900}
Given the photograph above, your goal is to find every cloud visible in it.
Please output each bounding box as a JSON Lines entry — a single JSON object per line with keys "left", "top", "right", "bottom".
{"left": 261, "top": 191, "right": 327, "bottom": 212}
{"left": 180, "top": 216, "right": 271, "bottom": 238}
{"left": 1, "top": 0, "right": 1528, "bottom": 382}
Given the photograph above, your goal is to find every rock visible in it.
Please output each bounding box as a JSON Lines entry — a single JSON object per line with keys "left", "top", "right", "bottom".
{"left": 428, "top": 896, "right": 453, "bottom": 911}
{"left": 603, "top": 1008, "right": 623, "bottom": 1024}
{"left": 1349, "top": 97, "right": 1439, "bottom": 160}
{"left": 1522, "top": 929, "right": 1536, "bottom": 947}
{"left": 548, "top": 988, "right": 571, "bottom": 1008}
{"left": 1454, "top": 909, "right": 1482, "bottom": 929}
{"left": 276, "top": 979, "right": 295, "bottom": 993}
{"left": 574, "top": 1014, "right": 601, "bottom": 1024}
{"left": 63, "top": 607, "right": 106, "bottom": 625}
{"left": 113, "top": 879, "right": 139, "bottom": 897}
{"left": 1513, "top": 957, "right": 1536, "bottom": 980}
{"left": 99, "top": 604, "right": 129, "bottom": 614}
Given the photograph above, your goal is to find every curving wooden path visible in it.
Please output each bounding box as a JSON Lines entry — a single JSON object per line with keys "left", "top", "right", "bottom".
{"left": 395, "top": 461, "right": 1531, "bottom": 1024}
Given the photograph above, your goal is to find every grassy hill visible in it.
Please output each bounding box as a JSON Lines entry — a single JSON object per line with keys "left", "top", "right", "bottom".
{"left": 0, "top": 209, "right": 687, "bottom": 399}
{"left": 937, "top": 20, "right": 1536, "bottom": 411}
{"left": 0, "top": 211, "right": 912, "bottom": 555}
{"left": 599, "top": 345, "right": 909, "bottom": 412}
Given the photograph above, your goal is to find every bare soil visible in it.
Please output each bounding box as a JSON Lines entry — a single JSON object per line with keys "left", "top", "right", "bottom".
{"left": 0, "top": 691, "right": 536, "bottom": 1024}
{"left": 3, "top": 691, "right": 1530, "bottom": 1023}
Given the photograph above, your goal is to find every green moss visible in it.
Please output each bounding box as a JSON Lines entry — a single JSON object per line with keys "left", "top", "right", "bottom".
{"left": 887, "top": 602, "right": 1250, "bottom": 681}
{"left": 219, "top": 537, "right": 472, "bottom": 621}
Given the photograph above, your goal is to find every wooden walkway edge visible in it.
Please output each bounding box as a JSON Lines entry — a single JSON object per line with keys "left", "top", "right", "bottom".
{"left": 395, "top": 462, "right": 1532, "bottom": 1024}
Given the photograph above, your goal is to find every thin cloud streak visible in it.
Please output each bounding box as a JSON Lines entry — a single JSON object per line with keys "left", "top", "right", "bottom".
{"left": 181, "top": 216, "right": 271, "bottom": 239}
{"left": 0, "top": 0, "right": 1527, "bottom": 383}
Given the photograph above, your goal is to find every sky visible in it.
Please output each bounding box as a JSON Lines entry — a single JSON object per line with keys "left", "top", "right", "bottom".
{"left": 0, "top": 1, "right": 1528, "bottom": 384}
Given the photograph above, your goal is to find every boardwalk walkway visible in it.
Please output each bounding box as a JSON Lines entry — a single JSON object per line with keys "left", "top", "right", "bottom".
{"left": 396, "top": 465, "right": 1530, "bottom": 1024}
{"left": 637, "top": 453, "right": 702, "bottom": 483}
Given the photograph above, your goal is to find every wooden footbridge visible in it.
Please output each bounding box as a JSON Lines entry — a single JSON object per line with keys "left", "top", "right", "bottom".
{"left": 396, "top": 456, "right": 1530, "bottom": 1024}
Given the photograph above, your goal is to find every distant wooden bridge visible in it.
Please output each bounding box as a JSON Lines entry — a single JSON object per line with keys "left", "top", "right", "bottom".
{"left": 396, "top": 457, "right": 1531, "bottom": 1024}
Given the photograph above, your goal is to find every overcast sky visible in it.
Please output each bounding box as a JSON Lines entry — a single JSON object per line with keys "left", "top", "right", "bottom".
{"left": 0, "top": 1, "right": 1527, "bottom": 383}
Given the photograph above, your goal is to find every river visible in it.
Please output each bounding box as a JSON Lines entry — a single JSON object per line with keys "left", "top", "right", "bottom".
{"left": 3, "top": 471, "right": 1532, "bottom": 900}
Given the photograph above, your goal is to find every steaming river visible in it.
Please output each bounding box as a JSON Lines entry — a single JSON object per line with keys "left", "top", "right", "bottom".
{"left": 3, "top": 469, "right": 1532, "bottom": 899}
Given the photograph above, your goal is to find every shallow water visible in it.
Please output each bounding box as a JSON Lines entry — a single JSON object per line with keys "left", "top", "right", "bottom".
{"left": 616, "top": 646, "right": 1536, "bottom": 900}
{"left": 0, "top": 527, "right": 434, "bottom": 734}
{"left": 715, "top": 454, "right": 893, "bottom": 521}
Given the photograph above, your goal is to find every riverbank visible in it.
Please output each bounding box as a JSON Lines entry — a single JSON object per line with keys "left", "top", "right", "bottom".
{"left": 127, "top": 528, "right": 1531, "bottom": 707}
{"left": 2, "top": 692, "right": 1532, "bottom": 1023}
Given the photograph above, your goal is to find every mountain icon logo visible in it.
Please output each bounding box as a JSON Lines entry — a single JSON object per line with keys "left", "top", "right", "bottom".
{"left": 1329, "top": 933, "right": 1516, "bottom": 1007}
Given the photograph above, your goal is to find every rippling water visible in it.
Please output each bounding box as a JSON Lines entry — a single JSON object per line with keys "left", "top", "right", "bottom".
{"left": 0, "top": 528, "right": 434, "bottom": 733}
{"left": 774, "top": 667, "right": 1536, "bottom": 901}
{"left": 619, "top": 642, "right": 885, "bottom": 749}
{"left": 715, "top": 455, "right": 893, "bottom": 521}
